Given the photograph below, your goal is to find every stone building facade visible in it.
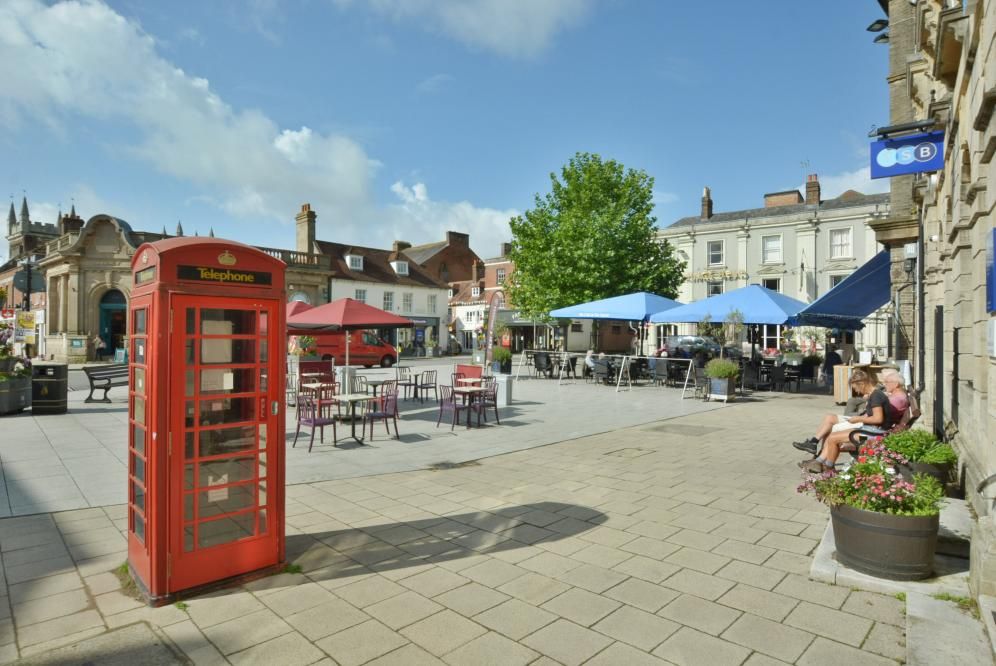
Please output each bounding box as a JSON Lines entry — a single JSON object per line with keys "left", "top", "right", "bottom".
{"left": 657, "top": 177, "right": 891, "bottom": 357}
{"left": 883, "top": 0, "right": 996, "bottom": 596}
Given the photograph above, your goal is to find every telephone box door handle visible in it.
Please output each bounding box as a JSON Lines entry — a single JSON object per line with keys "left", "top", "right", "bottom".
{"left": 271, "top": 400, "right": 280, "bottom": 416}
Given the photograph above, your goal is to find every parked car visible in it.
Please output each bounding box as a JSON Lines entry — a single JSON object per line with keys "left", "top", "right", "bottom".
{"left": 660, "top": 335, "right": 722, "bottom": 357}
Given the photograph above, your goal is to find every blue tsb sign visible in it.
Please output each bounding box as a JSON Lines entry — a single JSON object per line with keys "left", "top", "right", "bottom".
{"left": 870, "top": 131, "right": 945, "bottom": 179}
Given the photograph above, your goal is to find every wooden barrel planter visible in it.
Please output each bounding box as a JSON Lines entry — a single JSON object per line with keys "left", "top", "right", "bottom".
{"left": 897, "top": 462, "right": 953, "bottom": 487}
{"left": 831, "top": 504, "right": 939, "bottom": 580}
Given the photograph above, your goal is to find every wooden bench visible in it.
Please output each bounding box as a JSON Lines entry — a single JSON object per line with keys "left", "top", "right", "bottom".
{"left": 847, "top": 391, "right": 922, "bottom": 451}
{"left": 83, "top": 364, "right": 129, "bottom": 403}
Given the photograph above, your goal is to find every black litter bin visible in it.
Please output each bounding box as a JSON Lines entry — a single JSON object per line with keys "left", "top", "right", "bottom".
{"left": 32, "top": 362, "right": 68, "bottom": 414}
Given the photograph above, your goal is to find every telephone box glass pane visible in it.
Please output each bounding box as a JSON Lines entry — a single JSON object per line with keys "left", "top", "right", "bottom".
{"left": 184, "top": 464, "right": 194, "bottom": 490}
{"left": 133, "top": 396, "right": 145, "bottom": 425}
{"left": 201, "top": 309, "right": 256, "bottom": 335}
{"left": 200, "top": 368, "right": 254, "bottom": 395}
{"left": 198, "top": 456, "right": 255, "bottom": 487}
{"left": 260, "top": 340, "right": 268, "bottom": 363}
{"left": 186, "top": 308, "right": 196, "bottom": 335}
{"left": 184, "top": 526, "right": 194, "bottom": 552}
{"left": 134, "top": 485, "right": 145, "bottom": 513}
{"left": 185, "top": 401, "right": 195, "bottom": 428}
{"left": 258, "top": 510, "right": 268, "bottom": 535}
{"left": 134, "top": 515, "right": 145, "bottom": 544}
{"left": 185, "top": 371, "right": 195, "bottom": 396}
{"left": 134, "top": 368, "right": 146, "bottom": 395}
{"left": 198, "top": 397, "right": 255, "bottom": 426}
{"left": 198, "top": 426, "right": 256, "bottom": 457}
{"left": 185, "top": 432, "right": 194, "bottom": 458}
{"left": 134, "top": 338, "right": 146, "bottom": 364}
{"left": 258, "top": 482, "right": 266, "bottom": 506}
{"left": 132, "top": 424, "right": 145, "bottom": 456}
{"left": 201, "top": 339, "right": 255, "bottom": 365}
{"left": 184, "top": 493, "right": 194, "bottom": 521}
{"left": 133, "top": 309, "right": 147, "bottom": 334}
{"left": 198, "top": 512, "right": 255, "bottom": 549}
{"left": 132, "top": 453, "right": 145, "bottom": 484}
{"left": 185, "top": 340, "right": 196, "bottom": 364}
{"left": 259, "top": 311, "right": 268, "bottom": 334}
{"left": 199, "top": 483, "right": 254, "bottom": 518}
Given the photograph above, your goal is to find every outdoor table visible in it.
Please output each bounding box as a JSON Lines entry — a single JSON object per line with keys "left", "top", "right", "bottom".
{"left": 452, "top": 386, "right": 487, "bottom": 428}
{"left": 331, "top": 393, "right": 375, "bottom": 443}
{"left": 364, "top": 378, "right": 391, "bottom": 397}
{"left": 456, "top": 377, "right": 482, "bottom": 385}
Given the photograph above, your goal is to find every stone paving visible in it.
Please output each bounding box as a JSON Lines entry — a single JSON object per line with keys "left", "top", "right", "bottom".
{"left": 0, "top": 357, "right": 723, "bottom": 517}
{"left": 0, "top": 389, "right": 913, "bottom": 665}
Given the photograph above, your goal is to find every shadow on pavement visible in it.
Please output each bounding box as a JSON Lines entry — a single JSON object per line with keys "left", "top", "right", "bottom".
{"left": 284, "top": 501, "right": 607, "bottom": 582}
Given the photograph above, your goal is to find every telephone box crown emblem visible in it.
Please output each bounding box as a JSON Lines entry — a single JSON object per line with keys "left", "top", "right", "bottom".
{"left": 218, "top": 251, "right": 237, "bottom": 266}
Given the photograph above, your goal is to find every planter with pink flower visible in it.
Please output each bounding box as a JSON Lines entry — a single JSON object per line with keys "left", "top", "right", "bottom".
{"left": 799, "top": 442, "right": 943, "bottom": 580}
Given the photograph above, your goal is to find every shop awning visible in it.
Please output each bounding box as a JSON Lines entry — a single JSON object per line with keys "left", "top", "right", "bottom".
{"left": 792, "top": 250, "right": 891, "bottom": 330}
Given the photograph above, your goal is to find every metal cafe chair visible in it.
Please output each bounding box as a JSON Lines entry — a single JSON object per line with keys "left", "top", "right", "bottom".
{"left": 437, "top": 385, "right": 480, "bottom": 430}
{"left": 416, "top": 370, "right": 438, "bottom": 403}
{"left": 362, "top": 389, "right": 400, "bottom": 440}
{"left": 294, "top": 394, "right": 337, "bottom": 452}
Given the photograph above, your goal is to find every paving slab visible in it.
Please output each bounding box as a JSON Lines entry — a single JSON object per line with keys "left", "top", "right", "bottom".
{"left": 13, "top": 622, "right": 182, "bottom": 665}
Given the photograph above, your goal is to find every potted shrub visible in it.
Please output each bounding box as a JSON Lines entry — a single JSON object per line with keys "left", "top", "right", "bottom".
{"left": 800, "top": 354, "right": 822, "bottom": 380}
{"left": 883, "top": 429, "right": 957, "bottom": 487}
{"left": 705, "top": 358, "right": 738, "bottom": 402}
{"left": 492, "top": 347, "right": 513, "bottom": 374}
{"left": 798, "top": 442, "right": 943, "bottom": 580}
{"left": 0, "top": 324, "right": 32, "bottom": 415}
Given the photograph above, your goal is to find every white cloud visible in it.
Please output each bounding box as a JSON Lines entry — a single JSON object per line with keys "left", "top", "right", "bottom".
{"left": 0, "top": 0, "right": 510, "bottom": 254}
{"left": 416, "top": 73, "right": 453, "bottom": 94}
{"left": 653, "top": 190, "right": 679, "bottom": 206}
{"left": 337, "top": 0, "right": 592, "bottom": 58}
{"left": 387, "top": 181, "right": 517, "bottom": 257}
{"left": 797, "top": 166, "right": 890, "bottom": 200}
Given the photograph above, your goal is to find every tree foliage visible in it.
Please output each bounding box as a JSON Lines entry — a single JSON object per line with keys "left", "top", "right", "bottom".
{"left": 507, "top": 152, "right": 686, "bottom": 319}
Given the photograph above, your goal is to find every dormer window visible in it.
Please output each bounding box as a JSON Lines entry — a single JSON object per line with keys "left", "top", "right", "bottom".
{"left": 447, "top": 289, "right": 454, "bottom": 298}
{"left": 346, "top": 254, "right": 363, "bottom": 271}
{"left": 391, "top": 260, "right": 409, "bottom": 275}
{"left": 471, "top": 286, "right": 481, "bottom": 298}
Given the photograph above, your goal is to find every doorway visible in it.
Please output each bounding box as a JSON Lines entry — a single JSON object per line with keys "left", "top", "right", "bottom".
{"left": 99, "top": 289, "right": 127, "bottom": 357}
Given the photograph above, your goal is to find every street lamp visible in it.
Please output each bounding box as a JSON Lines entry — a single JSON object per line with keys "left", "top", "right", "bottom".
{"left": 867, "top": 18, "right": 889, "bottom": 32}
{"left": 873, "top": 32, "right": 890, "bottom": 44}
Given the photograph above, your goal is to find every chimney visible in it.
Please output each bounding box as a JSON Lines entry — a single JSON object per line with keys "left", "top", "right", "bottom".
{"left": 500, "top": 242, "right": 512, "bottom": 257}
{"left": 446, "top": 231, "right": 469, "bottom": 247}
{"left": 764, "top": 190, "right": 804, "bottom": 208}
{"left": 805, "top": 173, "right": 821, "bottom": 205}
{"left": 392, "top": 240, "right": 411, "bottom": 254}
{"left": 701, "top": 187, "right": 713, "bottom": 219}
{"left": 295, "top": 203, "right": 316, "bottom": 253}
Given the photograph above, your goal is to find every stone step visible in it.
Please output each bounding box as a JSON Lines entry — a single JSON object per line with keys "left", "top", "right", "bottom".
{"left": 906, "top": 591, "right": 994, "bottom": 666}
{"left": 938, "top": 498, "right": 974, "bottom": 559}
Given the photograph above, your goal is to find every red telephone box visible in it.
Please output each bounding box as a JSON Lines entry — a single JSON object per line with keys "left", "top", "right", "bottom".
{"left": 128, "top": 238, "right": 286, "bottom": 603}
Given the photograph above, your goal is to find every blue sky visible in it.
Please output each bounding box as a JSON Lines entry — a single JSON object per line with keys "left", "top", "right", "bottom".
{"left": 1, "top": 0, "right": 889, "bottom": 263}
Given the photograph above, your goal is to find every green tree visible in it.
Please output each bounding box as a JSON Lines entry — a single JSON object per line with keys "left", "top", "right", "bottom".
{"left": 507, "top": 152, "right": 686, "bottom": 318}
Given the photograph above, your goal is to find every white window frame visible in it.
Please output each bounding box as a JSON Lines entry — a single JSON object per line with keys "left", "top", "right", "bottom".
{"left": 829, "top": 273, "right": 848, "bottom": 290}
{"left": 354, "top": 289, "right": 366, "bottom": 304}
{"left": 428, "top": 294, "right": 437, "bottom": 313}
{"left": 761, "top": 234, "right": 782, "bottom": 264}
{"left": 496, "top": 268, "right": 506, "bottom": 284}
{"left": 761, "top": 278, "right": 781, "bottom": 292}
{"left": 347, "top": 255, "right": 363, "bottom": 271}
{"left": 471, "top": 286, "right": 481, "bottom": 298}
{"left": 383, "top": 291, "right": 394, "bottom": 312}
{"left": 829, "top": 228, "right": 852, "bottom": 259}
{"left": 707, "top": 240, "right": 725, "bottom": 266}
{"left": 706, "top": 280, "right": 724, "bottom": 296}
{"left": 401, "top": 292, "right": 413, "bottom": 313}
{"left": 392, "top": 260, "right": 409, "bottom": 275}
